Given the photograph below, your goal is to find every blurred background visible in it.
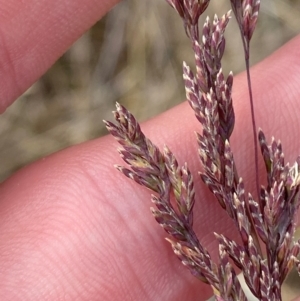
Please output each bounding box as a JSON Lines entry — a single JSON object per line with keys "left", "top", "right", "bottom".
{"left": 0, "top": 0, "right": 299, "bottom": 181}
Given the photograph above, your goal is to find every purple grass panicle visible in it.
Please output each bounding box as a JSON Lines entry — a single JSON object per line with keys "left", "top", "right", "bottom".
{"left": 105, "top": 1, "right": 300, "bottom": 300}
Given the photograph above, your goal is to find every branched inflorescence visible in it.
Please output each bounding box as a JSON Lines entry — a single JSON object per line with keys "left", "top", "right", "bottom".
{"left": 105, "top": 1, "right": 300, "bottom": 300}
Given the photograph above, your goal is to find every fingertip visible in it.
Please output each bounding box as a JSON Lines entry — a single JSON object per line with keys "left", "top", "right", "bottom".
{"left": 0, "top": 0, "right": 121, "bottom": 111}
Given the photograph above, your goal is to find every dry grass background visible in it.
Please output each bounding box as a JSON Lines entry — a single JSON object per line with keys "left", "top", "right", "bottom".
{"left": 0, "top": 0, "right": 299, "bottom": 181}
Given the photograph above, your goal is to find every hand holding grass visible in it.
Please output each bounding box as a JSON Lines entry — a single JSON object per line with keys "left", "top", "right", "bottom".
{"left": 0, "top": 0, "right": 300, "bottom": 300}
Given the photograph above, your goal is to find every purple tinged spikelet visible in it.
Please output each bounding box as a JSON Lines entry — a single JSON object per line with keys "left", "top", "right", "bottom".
{"left": 105, "top": 0, "right": 300, "bottom": 300}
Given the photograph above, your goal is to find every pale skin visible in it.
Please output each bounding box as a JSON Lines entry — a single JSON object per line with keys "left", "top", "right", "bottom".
{"left": 0, "top": 1, "right": 300, "bottom": 300}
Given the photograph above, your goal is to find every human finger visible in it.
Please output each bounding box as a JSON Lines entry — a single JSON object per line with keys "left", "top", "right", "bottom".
{"left": 0, "top": 0, "right": 120, "bottom": 112}
{"left": 0, "top": 35, "right": 299, "bottom": 301}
